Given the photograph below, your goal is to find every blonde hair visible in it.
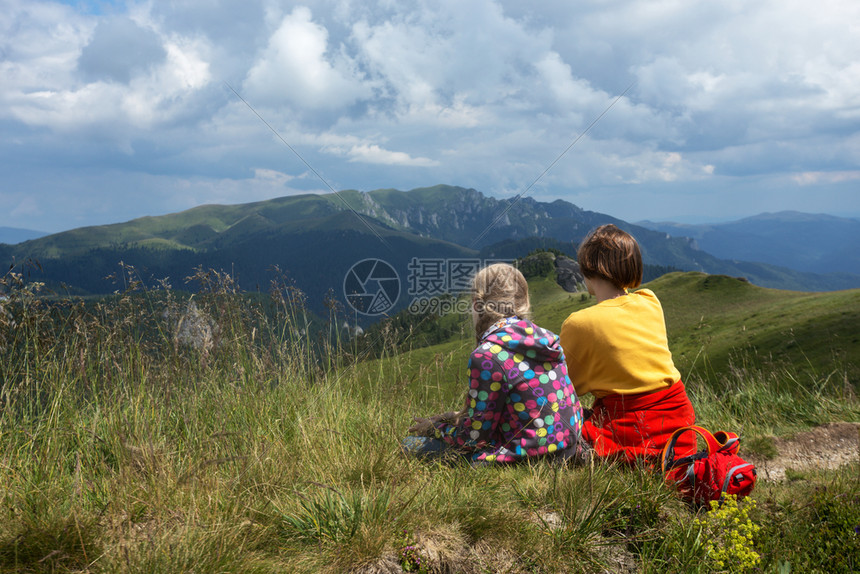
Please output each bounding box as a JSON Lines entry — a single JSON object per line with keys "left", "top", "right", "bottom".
{"left": 471, "top": 263, "right": 530, "bottom": 339}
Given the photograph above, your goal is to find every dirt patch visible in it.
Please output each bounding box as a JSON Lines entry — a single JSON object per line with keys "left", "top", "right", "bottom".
{"left": 746, "top": 422, "right": 860, "bottom": 481}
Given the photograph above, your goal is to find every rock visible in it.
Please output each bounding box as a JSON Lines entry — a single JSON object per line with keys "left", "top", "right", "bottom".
{"left": 555, "top": 256, "right": 585, "bottom": 292}
{"left": 174, "top": 300, "right": 219, "bottom": 352}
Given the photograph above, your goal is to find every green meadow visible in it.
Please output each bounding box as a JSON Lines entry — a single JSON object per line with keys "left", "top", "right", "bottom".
{"left": 0, "top": 268, "right": 857, "bottom": 573}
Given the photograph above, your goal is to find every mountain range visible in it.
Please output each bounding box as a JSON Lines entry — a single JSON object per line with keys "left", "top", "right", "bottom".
{"left": 637, "top": 212, "right": 860, "bottom": 275}
{"left": 2, "top": 185, "right": 857, "bottom": 315}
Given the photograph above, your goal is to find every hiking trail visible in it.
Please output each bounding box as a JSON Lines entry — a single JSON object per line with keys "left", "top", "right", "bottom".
{"left": 747, "top": 422, "right": 859, "bottom": 481}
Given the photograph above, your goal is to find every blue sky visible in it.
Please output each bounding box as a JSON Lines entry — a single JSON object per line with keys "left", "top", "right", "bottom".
{"left": 1, "top": 0, "right": 858, "bottom": 233}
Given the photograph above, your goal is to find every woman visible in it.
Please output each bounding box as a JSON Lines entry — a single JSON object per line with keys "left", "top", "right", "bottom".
{"left": 405, "top": 263, "right": 583, "bottom": 465}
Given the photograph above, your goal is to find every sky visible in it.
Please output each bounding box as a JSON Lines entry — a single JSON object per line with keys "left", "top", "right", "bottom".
{"left": 1, "top": 0, "right": 859, "bottom": 233}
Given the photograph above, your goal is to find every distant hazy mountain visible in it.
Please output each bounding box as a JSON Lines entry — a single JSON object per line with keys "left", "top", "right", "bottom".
{"left": 0, "top": 226, "right": 48, "bottom": 244}
{"left": 636, "top": 212, "right": 860, "bottom": 275}
{"left": 2, "top": 187, "right": 858, "bottom": 310}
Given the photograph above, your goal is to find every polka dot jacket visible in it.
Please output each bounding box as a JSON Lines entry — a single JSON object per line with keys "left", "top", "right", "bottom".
{"left": 434, "top": 317, "right": 583, "bottom": 463}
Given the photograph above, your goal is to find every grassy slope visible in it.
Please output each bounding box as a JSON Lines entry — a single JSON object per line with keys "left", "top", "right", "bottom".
{"left": 1, "top": 273, "right": 857, "bottom": 573}
{"left": 649, "top": 273, "right": 860, "bottom": 381}
{"left": 360, "top": 271, "right": 860, "bottom": 432}
{"left": 13, "top": 194, "right": 339, "bottom": 257}
{"left": 311, "top": 272, "right": 860, "bottom": 570}
{"left": 532, "top": 272, "right": 860, "bottom": 384}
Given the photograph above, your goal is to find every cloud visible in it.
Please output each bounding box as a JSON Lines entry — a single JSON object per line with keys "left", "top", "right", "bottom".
{"left": 343, "top": 144, "right": 439, "bottom": 166}
{"left": 534, "top": 52, "right": 604, "bottom": 115}
{"left": 349, "top": 0, "right": 556, "bottom": 120}
{"left": 1, "top": 1, "right": 212, "bottom": 137}
{"left": 0, "top": 0, "right": 858, "bottom": 230}
{"left": 77, "top": 16, "right": 166, "bottom": 83}
{"left": 252, "top": 167, "right": 294, "bottom": 183}
{"left": 791, "top": 170, "right": 860, "bottom": 186}
{"left": 243, "top": 6, "right": 370, "bottom": 110}
{"left": 0, "top": 1, "right": 92, "bottom": 92}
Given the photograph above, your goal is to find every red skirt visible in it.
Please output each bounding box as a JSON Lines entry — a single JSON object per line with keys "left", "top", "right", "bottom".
{"left": 582, "top": 381, "right": 696, "bottom": 464}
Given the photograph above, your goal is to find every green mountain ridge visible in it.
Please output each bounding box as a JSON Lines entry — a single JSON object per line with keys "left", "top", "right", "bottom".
{"left": 3, "top": 186, "right": 858, "bottom": 309}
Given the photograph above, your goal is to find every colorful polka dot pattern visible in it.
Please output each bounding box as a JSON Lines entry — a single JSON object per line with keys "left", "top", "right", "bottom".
{"left": 435, "top": 317, "right": 583, "bottom": 463}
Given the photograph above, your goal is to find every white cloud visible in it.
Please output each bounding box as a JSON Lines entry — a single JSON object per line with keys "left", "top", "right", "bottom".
{"left": 0, "top": 1, "right": 92, "bottom": 84}
{"left": 0, "top": 0, "right": 858, "bottom": 230}
{"left": 534, "top": 52, "right": 604, "bottom": 115}
{"left": 2, "top": 6, "right": 211, "bottom": 136}
{"left": 540, "top": 143, "right": 717, "bottom": 188}
{"left": 243, "top": 6, "right": 370, "bottom": 109}
{"left": 253, "top": 168, "right": 295, "bottom": 185}
{"left": 343, "top": 144, "right": 438, "bottom": 166}
{"left": 791, "top": 171, "right": 860, "bottom": 186}
{"left": 350, "top": 0, "right": 553, "bottom": 120}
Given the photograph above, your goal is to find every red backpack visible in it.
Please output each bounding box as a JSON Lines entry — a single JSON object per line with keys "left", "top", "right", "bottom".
{"left": 661, "top": 425, "right": 757, "bottom": 507}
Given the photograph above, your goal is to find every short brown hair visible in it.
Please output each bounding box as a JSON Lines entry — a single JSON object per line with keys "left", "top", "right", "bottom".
{"left": 577, "top": 224, "right": 643, "bottom": 290}
{"left": 471, "top": 263, "right": 530, "bottom": 338}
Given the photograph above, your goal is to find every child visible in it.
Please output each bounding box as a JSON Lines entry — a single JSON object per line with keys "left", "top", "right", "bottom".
{"left": 405, "top": 263, "right": 584, "bottom": 465}
{"left": 560, "top": 224, "right": 696, "bottom": 463}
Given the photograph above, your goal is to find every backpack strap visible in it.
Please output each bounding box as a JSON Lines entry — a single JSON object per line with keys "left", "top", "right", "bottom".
{"left": 661, "top": 425, "right": 722, "bottom": 474}
{"left": 713, "top": 430, "right": 740, "bottom": 454}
